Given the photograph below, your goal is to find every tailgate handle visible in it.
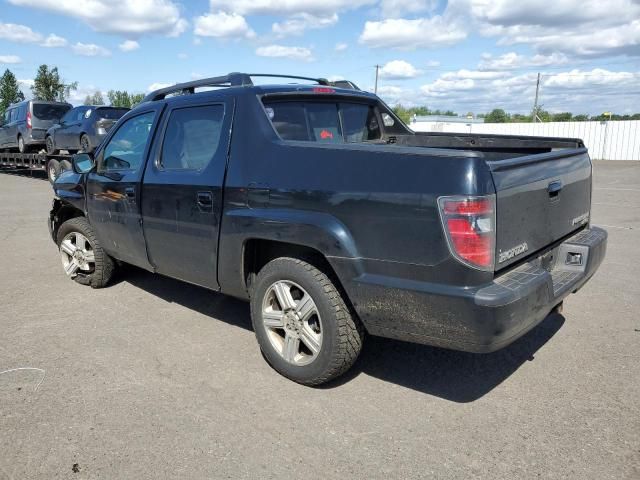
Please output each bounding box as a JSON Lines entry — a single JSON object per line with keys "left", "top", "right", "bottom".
{"left": 547, "top": 180, "right": 563, "bottom": 198}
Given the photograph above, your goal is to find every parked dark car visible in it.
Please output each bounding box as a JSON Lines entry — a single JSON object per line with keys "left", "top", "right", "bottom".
{"left": 0, "top": 100, "right": 71, "bottom": 152}
{"left": 49, "top": 72, "right": 607, "bottom": 386}
{"left": 45, "top": 105, "right": 129, "bottom": 154}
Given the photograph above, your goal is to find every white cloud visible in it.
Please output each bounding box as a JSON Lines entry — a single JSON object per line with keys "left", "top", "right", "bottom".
{"left": 147, "top": 82, "right": 173, "bottom": 92}
{"left": 377, "top": 67, "right": 640, "bottom": 115}
{"left": 119, "top": 40, "right": 140, "bottom": 52}
{"left": 379, "top": 60, "right": 421, "bottom": 79}
{"left": 194, "top": 11, "right": 256, "bottom": 39}
{"left": 426, "top": 60, "right": 441, "bottom": 67}
{"left": 0, "top": 21, "right": 43, "bottom": 43}
{"left": 255, "top": 44, "right": 314, "bottom": 61}
{"left": 41, "top": 33, "right": 67, "bottom": 47}
{"left": 359, "top": 16, "right": 467, "bottom": 49}
{"left": 0, "top": 55, "right": 21, "bottom": 64}
{"left": 470, "top": 0, "right": 640, "bottom": 58}
{"left": 272, "top": 13, "right": 338, "bottom": 37}
{"left": 210, "top": 0, "right": 375, "bottom": 16}
{"left": 71, "top": 42, "right": 111, "bottom": 57}
{"left": 177, "top": 52, "right": 188, "bottom": 59}
{"left": 379, "top": 0, "right": 437, "bottom": 18}
{"left": 334, "top": 42, "right": 348, "bottom": 52}
{"left": 478, "top": 52, "right": 569, "bottom": 70}
{"left": 8, "top": 0, "right": 188, "bottom": 37}
{"left": 442, "top": 69, "right": 508, "bottom": 80}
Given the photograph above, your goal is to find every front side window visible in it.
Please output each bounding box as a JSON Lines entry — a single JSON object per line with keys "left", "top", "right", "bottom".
{"left": 102, "top": 111, "right": 155, "bottom": 171}
{"left": 264, "top": 100, "right": 382, "bottom": 143}
{"left": 159, "top": 105, "right": 224, "bottom": 170}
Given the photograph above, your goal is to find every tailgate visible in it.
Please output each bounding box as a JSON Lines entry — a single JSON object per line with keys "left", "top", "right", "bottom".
{"left": 487, "top": 149, "right": 592, "bottom": 270}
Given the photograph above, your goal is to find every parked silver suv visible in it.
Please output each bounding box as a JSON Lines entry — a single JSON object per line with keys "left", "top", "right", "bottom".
{"left": 0, "top": 100, "right": 72, "bottom": 153}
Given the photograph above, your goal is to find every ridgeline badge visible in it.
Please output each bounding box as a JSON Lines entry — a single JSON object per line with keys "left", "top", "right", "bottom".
{"left": 498, "top": 242, "right": 529, "bottom": 263}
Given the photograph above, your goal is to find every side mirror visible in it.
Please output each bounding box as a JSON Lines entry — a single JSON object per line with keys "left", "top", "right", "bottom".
{"left": 72, "top": 153, "right": 95, "bottom": 174}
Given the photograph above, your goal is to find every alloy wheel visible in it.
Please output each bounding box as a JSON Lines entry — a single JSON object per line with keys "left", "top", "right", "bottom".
{"left": 60, "top": 232, "right": 96, "bottom": 277}
{"left": 261, "top": 280, "right": 323, "bottom": 366}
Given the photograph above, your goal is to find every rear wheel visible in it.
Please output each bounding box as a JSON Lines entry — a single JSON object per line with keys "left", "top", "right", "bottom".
{"left": 17, "top": 135, "right": 28, "bottom": 153}
{"left": 47, "top": 159, "right": 60, "bottom": 184}
{"left": 250, "top": 257, "right": 364, "bottom": 385}
{"left": 56, "top": 217, "right": 115, "bottom": 288}
{"left": 80, "top": 134, "right": 92, "bottom": 153}
{"left": 45, "top": 136, "right": 58, "bottom": 155}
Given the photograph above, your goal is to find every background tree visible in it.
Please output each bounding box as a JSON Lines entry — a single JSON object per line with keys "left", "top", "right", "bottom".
{"left": 0, "top": 69, "right": 24, "bottom": 113}
{"left": 31, "top": 65, "right": 77, "bottom": 102}
{"left": 129, "top": 93, "right": 145, "bottom": 107}
{"left": 551, "top": 112, "right": 573, "bottom": 122}
{"left": 484, "top": 108, "right": 509, "bottom": 123}
{"left": 107, "top": 90, "right": 132, "bottom": 108}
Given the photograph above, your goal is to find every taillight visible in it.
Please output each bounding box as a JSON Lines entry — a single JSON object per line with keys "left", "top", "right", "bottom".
{"left": 437, "top": 195, "right": 496, "bottom": 271}
{"left": 26, "top": 111, "right": 32, "bottom": 129}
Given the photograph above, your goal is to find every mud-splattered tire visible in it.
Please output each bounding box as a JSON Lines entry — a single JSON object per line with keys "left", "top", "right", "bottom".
{"left": 56, "top": 217, "right": 115, "bottom": 288}
{"left": 250, "top": 257, "right": 364, "bottom": 386}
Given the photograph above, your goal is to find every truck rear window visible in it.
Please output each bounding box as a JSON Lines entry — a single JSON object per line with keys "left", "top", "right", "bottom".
{"left": 33, "top": 104, "right": 71, "bottom": 120}
{"left": 263, "top": 101, "right": 381, "bottom": 143}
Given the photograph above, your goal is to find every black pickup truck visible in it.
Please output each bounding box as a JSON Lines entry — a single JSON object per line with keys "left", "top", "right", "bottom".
{"left": 49, "top": 73, "right": 607, "bottom": 385}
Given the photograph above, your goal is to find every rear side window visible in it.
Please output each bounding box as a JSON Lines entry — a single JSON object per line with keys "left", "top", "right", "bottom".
{"left": 159, "top": 104, "right": 224, "bottom": 170}
{"left": 96, "top": 108, "right": 129, "bottom": 120}
{"left": 33, "top": 103, "right": 71, "bottom": 120}
{"left": 264, "top": 101, "right": 381, "bottom": 143}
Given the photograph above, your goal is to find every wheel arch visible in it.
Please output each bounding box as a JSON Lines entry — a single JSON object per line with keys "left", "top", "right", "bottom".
{"left": 218, "top": 208, "right": 363, "bottom": 299}
{"left": 51, "top": 200, "right": 85, "bottom": 241}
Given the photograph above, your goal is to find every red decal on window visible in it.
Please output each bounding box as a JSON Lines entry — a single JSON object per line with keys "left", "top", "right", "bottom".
{"left": 320, "top": 129, "right": 333, "bottom": 139}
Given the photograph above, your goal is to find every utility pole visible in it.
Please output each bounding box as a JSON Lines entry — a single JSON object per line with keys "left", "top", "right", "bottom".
{"left": 532, "top": 72, "right": 541, "bottom": 123}
{"left": 374, "top": 64, "right": 380, "bottom": 95}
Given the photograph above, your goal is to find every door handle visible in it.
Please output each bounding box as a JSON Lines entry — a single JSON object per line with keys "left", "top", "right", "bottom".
{"left": 124, "top": 186, "right": 136, "bottom": 202}
{"left": 197, "top": 191, "right": 213, "bottom": 211}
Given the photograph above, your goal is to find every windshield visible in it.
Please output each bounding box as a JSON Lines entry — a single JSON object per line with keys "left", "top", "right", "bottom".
{"left": 263, "top": 100, "right": 382, "bottom": 143}
{"left": 33, "top": 103, "right": 71, "bottom": 120}
{"left": 96, "top": 108, "right": 129, "bottom": 120}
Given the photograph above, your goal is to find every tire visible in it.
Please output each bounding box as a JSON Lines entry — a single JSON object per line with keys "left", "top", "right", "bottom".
{"left": 47, "top": 159, "right": 61, "bottom": 184}
{"left": 45, "top": 136, "right": 58, "bottom": 155}
{"left": 56, "top": 217, "right": 115, "bottom": 288}
{"left": 59, "top": 159, "right": 72, "bottom": 172}
{"left": 80, "top": 134, "right": 92, "bottom": 153}
{"left": 17, "top": 135, "right": 28, "bottom": 153}
{"left": 250, "top": 257, "right": 364, "bottom": 386}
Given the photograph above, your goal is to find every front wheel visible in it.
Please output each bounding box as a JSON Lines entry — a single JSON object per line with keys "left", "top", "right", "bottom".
{"left": 56, "top": 217, "right": 115, "bottom": 288}
{"left": 250, "top": 258, "right": 364, "bottom": 386}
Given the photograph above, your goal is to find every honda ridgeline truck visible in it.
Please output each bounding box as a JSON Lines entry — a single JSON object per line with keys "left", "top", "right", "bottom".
{"left": 49, "top": 73, "right": 607, "bottom": 385}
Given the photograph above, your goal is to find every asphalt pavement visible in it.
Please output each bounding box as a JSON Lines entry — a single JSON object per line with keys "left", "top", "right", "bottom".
{"left": 0, "top": 161, "right": 638, "bottom": 479}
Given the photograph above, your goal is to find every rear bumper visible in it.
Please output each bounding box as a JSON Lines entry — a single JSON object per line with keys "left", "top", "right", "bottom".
{"left": 343, "top": 226, "right": 607, "bottom": 352}
{"left": 25, "top": 128, "right": 47, "bottom": 145}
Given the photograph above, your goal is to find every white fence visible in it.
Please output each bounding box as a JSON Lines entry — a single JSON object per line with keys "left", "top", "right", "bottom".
{"left": 411, "top": 120, "right": 640, "bottom": 160}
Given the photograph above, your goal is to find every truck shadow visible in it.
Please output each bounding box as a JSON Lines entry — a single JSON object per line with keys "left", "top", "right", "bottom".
{"left": 123, "top": 266, "right": 564, "bottom": 402}
{"left": 333, "top": 312, "right": 565, "bottom": 402}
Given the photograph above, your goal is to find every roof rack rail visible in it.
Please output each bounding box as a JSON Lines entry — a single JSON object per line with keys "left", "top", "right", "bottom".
{"left": 142, "top": 72, "right": 331, "bottom": 102}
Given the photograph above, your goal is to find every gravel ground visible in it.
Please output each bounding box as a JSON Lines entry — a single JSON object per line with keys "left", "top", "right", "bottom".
{"left": 0, "top": 161, "right": 638, "bottom": 479}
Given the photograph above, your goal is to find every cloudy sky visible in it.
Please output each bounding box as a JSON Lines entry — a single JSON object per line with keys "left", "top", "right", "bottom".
{"left": 0, "top": 0, "right": 638, "bottom": 114}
